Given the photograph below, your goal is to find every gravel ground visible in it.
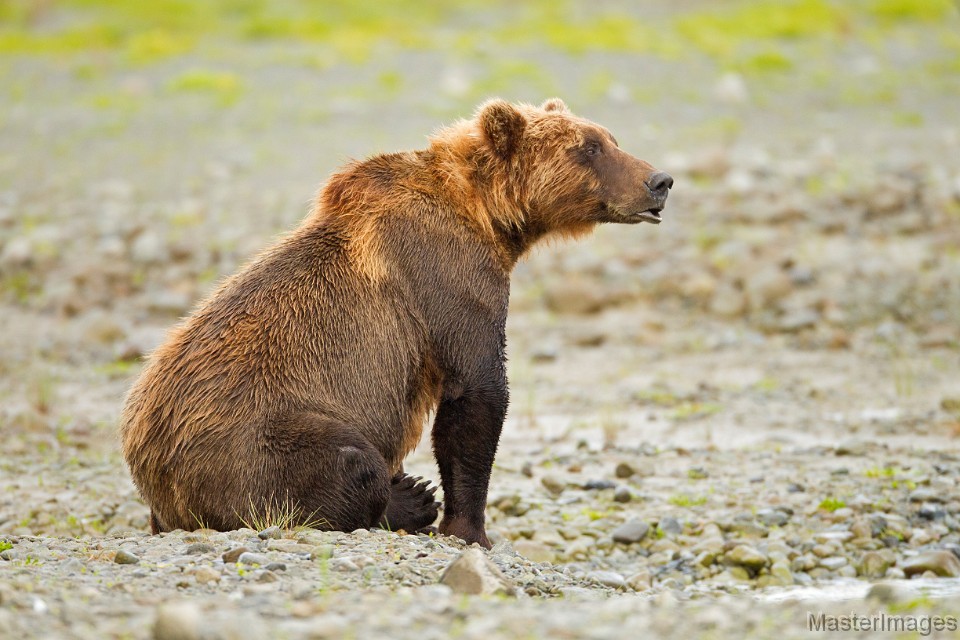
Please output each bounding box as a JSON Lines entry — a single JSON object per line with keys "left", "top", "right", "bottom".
{"left": 3, "top": 1, "right": 960, "bottom": 638}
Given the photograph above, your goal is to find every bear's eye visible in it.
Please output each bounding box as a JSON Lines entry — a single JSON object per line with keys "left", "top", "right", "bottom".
{"left": 584, "top": 142, "right": 601, "bottom": 156}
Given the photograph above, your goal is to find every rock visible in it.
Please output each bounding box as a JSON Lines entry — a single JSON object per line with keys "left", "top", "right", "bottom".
{"left": 184, "top": 543, "right": 216, "bottom": 555}
{"left": 626, "top": 571, "right": 653, "bottom": 591}
{"left": 909, "top": 488, "right": 942, "bottom": 503}
{"left": 901, "top": 550, "right": 960, "bottom": 578}
{"left": 611, "top": 520, "right": 650, "bottom": 544}
{"left": 541, "top": 475, "right": 565, "bottom": 495}
{"left": 778, "top": 308, "right": 819, "bottom": 333}
{"left": 725, "top": 545, "right": 768, "bottom": 571}
{"left": 746, "top": 267, "right": 793, "bottom": 310}
{"left": 770, "top": 561, "right": 794, "bottom": 585}
{"left": 513, "top": 540, "right": 554, "bottom": 564}
{"left": 222, "top": 546, "right": 250, "bottom": 563}
{"left": 659, "top": 517, "right": 682, "bottom": 536}
{"left": 614, "top": 462, "right": 634, "bottom": 478}
{"left": 192, "top": 566, "right": 220, "bottom": 585}
{"left": 582, "top": 479, "right": 616, "bottom": 490}
{"left": 850, "top": 519, "right": 873, "bottom": 540}
{"left": 258, "top": 526, "right": 282, "bottom": 540}
{"left": 114, "top": 550, "right": 140, "bottom": 565}
{"left": 257, "top": 570, "right": 279, "bottom": 583}
{"left": 819, "top": 556, "right": 848, "bottom": 571}
{"left": 153, "top": 602, "right": 204, "bottom": 640}
{"left": 440, "top": 549, "right": 515, "bottom": 597}
{"left": 613, "top": 486, "right": 632, "bottom": 503}
{"left": 265, "top": 562, "right": 287, "bottom": 572}
{"left": 866, "top": 583, "right": 912, "bottom": 605}
{"left": 61, "top": 558, "right": 84, "bottom": 574}
{"left": 858, "top": 551, "right": 891, "bottom": 578}
{"left": 918, "top": 503, "right": 946, "bottom": 520}
{"left": 710, "top": 284, "right": 748, "bottom": 318}
{"left": 237, "top": 552, "right": 270, "bottom": 566}
{"left": 588, "top": 570, "right": 626, "bottom": 590}
{"left": 756, "top": 508, "right": 789, "bottom": 527}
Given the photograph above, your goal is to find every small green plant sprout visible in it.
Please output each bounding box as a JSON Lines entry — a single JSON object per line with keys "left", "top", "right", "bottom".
{"left": 818, "top": 497, "right": 846, "bottom": 512}
{"left": 669, "top": 493, "right": 708, "bottom": 507}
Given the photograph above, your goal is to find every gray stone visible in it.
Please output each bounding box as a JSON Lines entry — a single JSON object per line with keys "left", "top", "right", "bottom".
{"left": 258, "top": 526, "right": 282, "bottom": 540}
{"left": 901, "top": 550, "right": 960, "bottom": 578}
{"left": 611, "top": 520, "right": 650, "bottom": 544}
{"left": 613, "top": 486, "right": 632, "bottom": 503}
{"left": 756, "top": 508, "right": 789, "bottom": 527}
{"left": 237, "top": 552, "right": 270, "bottom": 566}
{"left": 184, "top": 543, "right": 216, "bottom": 555}
{"left": 114, "top": 549, "right": 140, "bottom": 565}
{"left": 440, "top": 549, "right": 515, "bottom": 597}
{"left": 659, "top": 517, "right": 682, "bottom": 536}
{"left": 264, "top": 562, "right": 287, "bottom": 572}
{"left": 588, "top": 570, "right": 626, "bottom": 590}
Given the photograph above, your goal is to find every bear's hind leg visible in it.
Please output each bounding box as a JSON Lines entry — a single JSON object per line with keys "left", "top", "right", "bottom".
{"left": 244, "top": 412, "right": 394, "bottom": 533}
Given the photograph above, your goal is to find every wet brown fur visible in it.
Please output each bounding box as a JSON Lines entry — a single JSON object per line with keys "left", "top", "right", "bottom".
{"left": 119, "top": 98, "right": 669, "bottom": 545}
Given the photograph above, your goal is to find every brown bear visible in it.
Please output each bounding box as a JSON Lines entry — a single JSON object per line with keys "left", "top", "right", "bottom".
{"left": 119, "top": 98, "right": 672, "bottom": 548}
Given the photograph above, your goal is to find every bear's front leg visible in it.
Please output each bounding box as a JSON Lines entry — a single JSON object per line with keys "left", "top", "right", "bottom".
{"left": 432, "top": 372, "right": 508, "bottom": 549}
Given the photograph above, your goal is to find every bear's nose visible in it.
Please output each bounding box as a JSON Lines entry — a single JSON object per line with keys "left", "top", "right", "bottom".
{"left": 646, "top": 171, "right": 674, "bottom": 196}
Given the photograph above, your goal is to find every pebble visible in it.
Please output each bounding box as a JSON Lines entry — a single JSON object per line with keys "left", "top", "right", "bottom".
{"left": 258, "top": 526, "right": 282, "bottom": 540}
{"left": 613, "top": 486, "right": 632, "bottom": 503}
{"left": 440, "top": 549, "right": 515, "bottom": 597}
{"left": 114, "top": 550, "right": 140, "bottom": 565}
{"left": 541, "top": 475, "right": 565, "bottom": 495}
{"left": 237, "top": 552, "right": 270, "bottom": 566}
{"left": 513, "top": 540, "right": 554, "bottom": 564}
{"left": 819, "top": 556, "right": 848, "bottom": 571}
{"left": 611, "top": 520, "right": 650, "bottom": 544}
{"left": 588, "top": 570, "right": 626, "bottom": 590}
{"left": 858, "top": 551, "right": 891, "bottom": 578}
{"left": 152, "top": 602, "right": 204, "bottom": 640}
{"left": 901, "top": 550, "right": 960, "bottom": 578}
{"left": 756, "top": 509, "right": 789, "bottom": 527}
{"left": 222, "top": 546, "right": 250, "bottom": 563}
{"left": 725, "top": 546, "right": 768, "bottom": 571}
{"left": 192, "top": 566, "right": 221, "bottom": 585}
{"left": 185, "top": 543, "right": 216, "bottom": 555}
{"left": 614, "top": 462, "right": 635, "bottom": 478}
{"left": 909, "top": 488, "right": 942, "bottom": 503}
{"left": 659, "top": 517, "right": 682, "bottom": 536}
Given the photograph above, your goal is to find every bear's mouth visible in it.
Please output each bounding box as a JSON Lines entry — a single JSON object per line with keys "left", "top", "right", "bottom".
{"left": 635, "top": 207, "right": 663, "bottom": 224}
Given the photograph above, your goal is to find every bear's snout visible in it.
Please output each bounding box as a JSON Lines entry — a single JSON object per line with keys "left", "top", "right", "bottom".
{"left": 645, "top": 171, "right": 674, "bottom": 200}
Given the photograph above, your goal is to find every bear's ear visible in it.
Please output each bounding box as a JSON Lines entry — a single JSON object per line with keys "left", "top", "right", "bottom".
{"left": 478, "top": 99, "right": 526, "bottom": 159}
{"left": 541, "top": 98, "right": 568, "bottom": 113}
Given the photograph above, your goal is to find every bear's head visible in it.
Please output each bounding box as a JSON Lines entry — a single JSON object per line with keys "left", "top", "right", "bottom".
{"left": 471, "top": 98, "right": 672, "bottom": 244}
